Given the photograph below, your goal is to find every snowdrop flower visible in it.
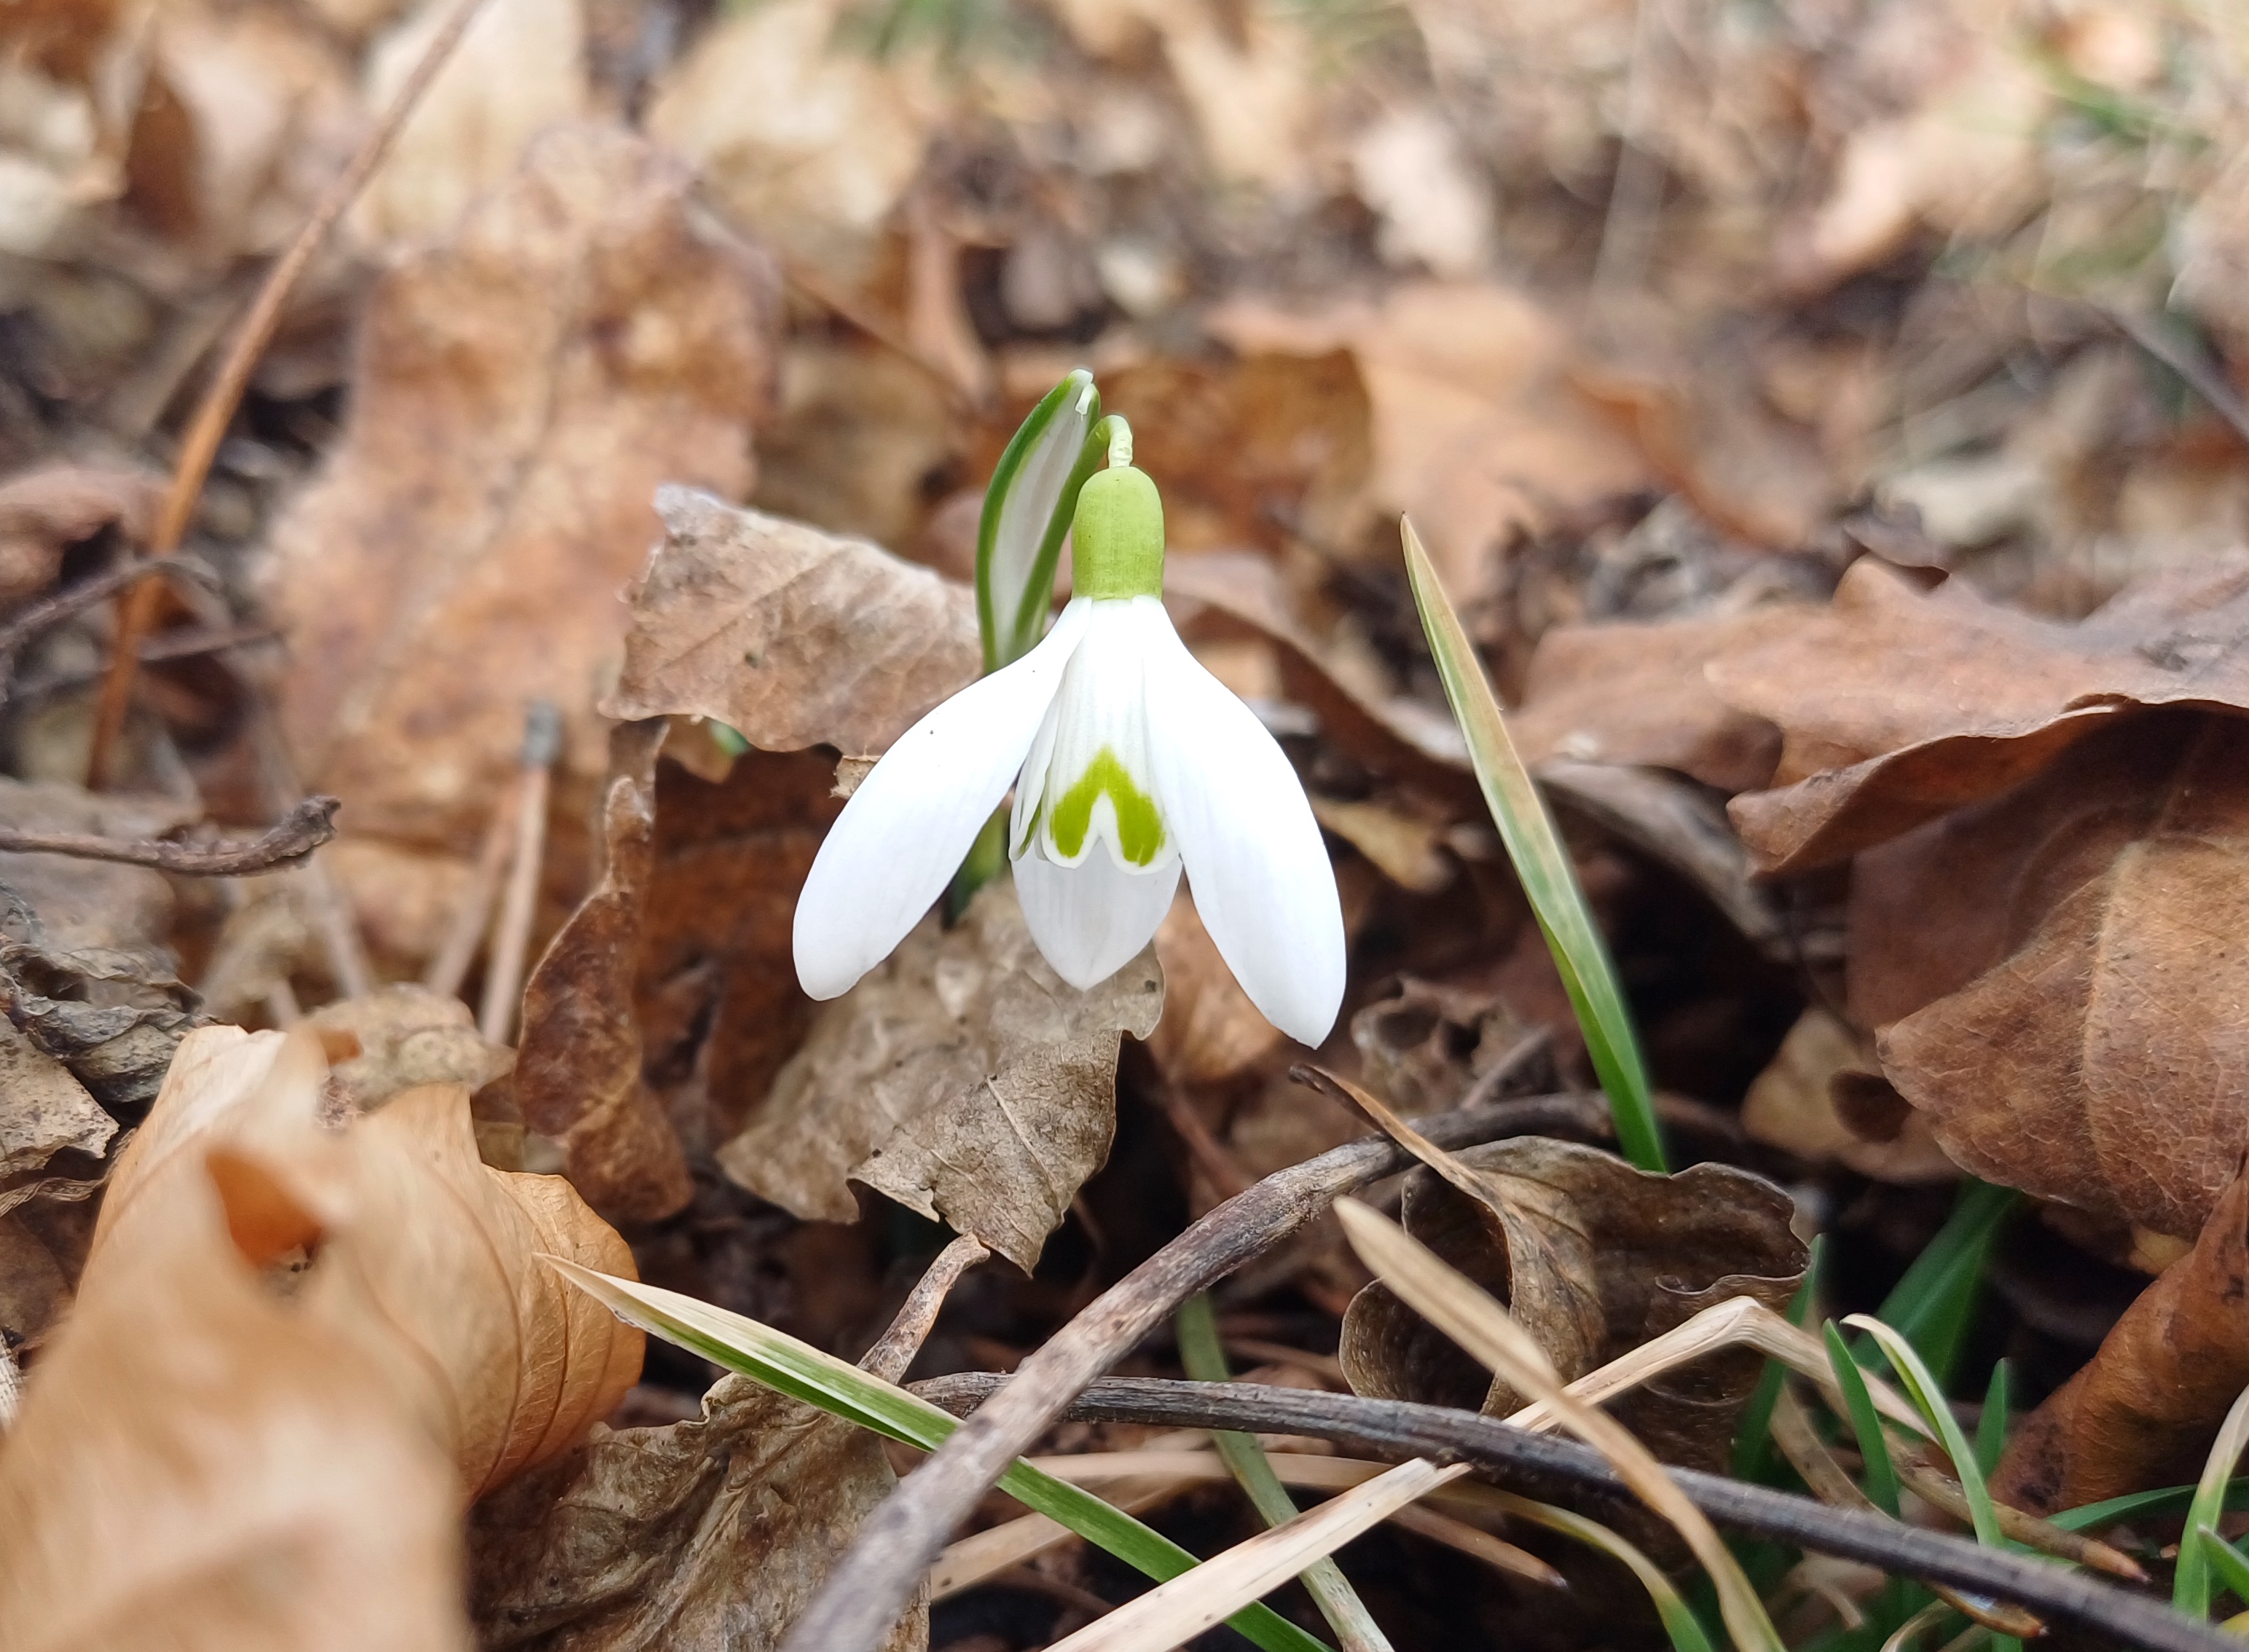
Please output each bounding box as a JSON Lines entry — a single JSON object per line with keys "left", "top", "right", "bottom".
{"left": 793, "top": 432, "right": 1346, "bottom": 1045}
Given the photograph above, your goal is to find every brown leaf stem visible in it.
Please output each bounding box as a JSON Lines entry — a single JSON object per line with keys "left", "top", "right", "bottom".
{"left": 773, "top": 1090, "right": 1609, "bottom": 1652}
{"left": 0, "top": 795, "right": 339, "bottom": 877}
{"left": 914, "top": 1374, "right": 2229, "bottom": 1652}
{"left": 85, "top": 0, "right": 495, "bottom": 787}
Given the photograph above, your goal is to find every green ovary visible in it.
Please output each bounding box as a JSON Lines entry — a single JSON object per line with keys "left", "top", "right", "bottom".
{"left": 1048, "top": 747, "right": 1166, "bottom": 866}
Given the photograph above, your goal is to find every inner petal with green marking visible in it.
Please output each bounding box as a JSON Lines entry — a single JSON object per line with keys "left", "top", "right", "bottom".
{"left": 1048, "top": 747, "right": 1166, "bottom": 866}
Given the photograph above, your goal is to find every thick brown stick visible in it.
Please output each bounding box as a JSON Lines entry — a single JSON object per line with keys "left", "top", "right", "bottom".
{"left": 775, "top": 1090, "right": 1609, "bottom": 1652}
{"left": 914, "top": 1375, "right": 2227, "bottom": 1652}
{"left": 0, "top": 795, "right": 338, "bottom": 876}
{"left": 87, "top": 0, "right": 494, "bottom": 786}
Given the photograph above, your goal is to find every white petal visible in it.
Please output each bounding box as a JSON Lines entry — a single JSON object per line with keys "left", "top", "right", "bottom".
{"left": 1144, "top": 610, "right": 1345, "bottom": 1046}
{"left": 793, "top": 602, "right": 1092, "bottom": 999}
{"left": 1016, "top": 851, "right": 1180, "bottom": 991}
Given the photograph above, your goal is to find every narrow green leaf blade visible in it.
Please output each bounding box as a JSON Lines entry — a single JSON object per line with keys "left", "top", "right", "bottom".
{"left": 977, "top": 369, "right": 1102, "bottom": 671}
{"left": 1976, "top": 1359, "right": 2011, "bottom": 1481}
{"left": 548, "top": 1259, "right": 1333, "bottom": 1652}
{"left": 1400, "top": 517, "right": 1663, "bottom": 1171}
{"left": 1844, "top": 1315, "right": 2003, "bottom": 1551}
{"left": 2175, "top": 1382, "right": 2249, "bottom": 1616}
{"left": 1825, "top": 1320, "right": 1901, "bottom": 1518}
{"left": 1874, "top": 1181, "right": 2014, "bottom": 1388}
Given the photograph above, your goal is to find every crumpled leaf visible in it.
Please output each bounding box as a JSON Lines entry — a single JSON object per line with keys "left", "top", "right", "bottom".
{"left": 1351, "top": 977, "right": 1552, "bottom": 1113}
{"left": 1340, "top": 1136, "right": 1807, "bottom": 1472}
{"left": 1, "top": 938, "right": 199, "bottom": 1113}
{"left": 87, "top": 1026, "right": 643, "bottom": 1499}
{"left": 1877, "top": 712, "right": 2249, "bottom": 1239}
{"left": 1995, "top": 1163, "right": 2249, "bottom": 1514}
{"left": 718, "top": 879, "right": 1163, "bottom": 1272}
{"left": 468, "top": 1373, "right": 924, "bottom": 1652}
{"left": 603, "top": 487, "right": 981, "bottom": 760}
{"left": 517, "top": 720, "right": 693, "bottom": 1222}
{"left": 307, "top": 983, "right": 514, "bottom": 1112}
{"left": 0, "top": 1018, "right": 112, "bottom": 1180}
{"left": 264, "top": 121, "right": 779, "bottom": 868}
{"left": 1714, "top": 556, "right": 2249, "bottom": 873}
{"left": 1509, "top": 608, "right": 1800, "bottom": 795}
{"left": 1740, "top": 1008, "right": 1954, "bottom": 1184}
{"left": 0, "top": 463, "right": 163, "bottom": 605}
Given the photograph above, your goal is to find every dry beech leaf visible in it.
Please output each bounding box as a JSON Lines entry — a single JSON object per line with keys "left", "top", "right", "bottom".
{"left": 603, "top": 487, "right": 981, "bottom": 759}
{"left": 0, "top": 1029, "right": 470, "bottom": 1651}
{"left": 264, "top": 122, "right": 780, "bottom": 861}
{"left": 1714, "top": 556, "right": 2249, "bottom": 873}
{"left": 468, "top": 1374, "right": 925, "bottom": 1652}
{"left": 1509, "top": 609, "right": 1799, "bottom": 795}
{"left": 719, "top": 879, "right": 1163, "bottom": 1271}
{"left": 86, "top": 1025, "right": 643, "bottom": 1500}
{"left": 1995, "top": 1164, "right": 2249, "bottom": 1514}
{"left": 0, "top": 463, "right": 164, "bottom": 606}
{"left": 517, "top": 719, "right": 694, "bottom": 1222}
{"left": 1740, "top": 1007, "right": 1955, "bottom": 1183}
{"left": 307, "top": 983, "right": 514, "bottom": 1112}
{"left": 0, "top": 1019, "right": 113, "bottom": 1180}
{"left": 1341, "top": 1136, "right": 1808, "bottom": 1473}
{"left": 1877, "top": 713, "right": 2249, "bottom": 1239}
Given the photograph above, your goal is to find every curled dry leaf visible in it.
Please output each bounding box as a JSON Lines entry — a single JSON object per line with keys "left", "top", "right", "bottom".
{"left": 1351, "top": 978, "right": 1550, "bottom": 1112}
{"left": 603, "top": 487, "right": 981, "bottom": 758}
{"left": 1340, "top": 1136, "right": 1808, "bottom": 1472}
{"left": 1875, "top": 713, "right": 2249, "bottom": 1238}
{"left": 1995, "top": 1164, "right": 2249, "bottom": 1514}
{"left": 1, "top": 937, "right": 200, "bottom": 1113}
{"left": 719, "top": 879, "right": 1163, "bottom": 1272}
{"left": 517, "top": 719, "right": 693, "bottom": 1222}
{"left": 0, "top": 463, "right": 165, "bottom": 606}
{"left": 1714, "top": 556, "right": 2249, "bottom": 873}
{"left": 1740, "top": 1008, "right": 1955, "bottom": 1183}
{"left": 307, "top": 983, "right": 514, "bottom": 1112}
{"left": 264, "top": 122, "right": 780, "bottom": 863}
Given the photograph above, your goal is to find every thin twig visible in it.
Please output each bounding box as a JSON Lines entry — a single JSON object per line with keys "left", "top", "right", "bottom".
{"left": 0, "top": 557, "right": 219, "bottom": 709}
{"left": 0, "top": 795, "right": 338, "bottom": 876}
{"left": 860, "top": 1235, "right": 991, "bottom": 1385}
{"left": 915, "top": 1375, "right": 2232, "bottom": 1652}
{"left": 478, "top": 701, "right": 560, "bottom": 1044}
{"left": 775, "top": 1090, "right": 1611, "bottom": 1652}
{"left": 86, "top": 0, "right": 495, "bottom": 787}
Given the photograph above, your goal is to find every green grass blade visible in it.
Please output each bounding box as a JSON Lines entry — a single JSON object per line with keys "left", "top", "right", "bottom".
{"left": 2174, "top": 1381, "right": 2249, "bottom": 1617}
{"left": 1825, "top": 1321, "right": 1901, "bottom": 1518}
{"left": 976, "top": 369, "right": 1102, "bottom": 671}
{"left": 549, "top": 1260, "right": 1334, "bottom": 1652}
{"left": 1874, "top": 1181, "right": 2015, "bottom": 1389}
{"left": 1176, "top": 1294, "right": 1394, "bottom": 1652}
{"left": 2196, "top": 1527, "right": 2249, "bottom": 1610}
{"left": 2051, "top": 1478, "right": 2249, "bottom": 1531}
{"left": 1400, "top": 517, "right": 1663, "bottom": 1171}
{"left": 1976, "top": 1360, "right": 2011, "bottom": 1480}
{"left": 1844, "top": 1316, "right": 2002, "bottom": 1551}
{"left": 1494, "top": 1494, "right": 1718, "bottom": 1652}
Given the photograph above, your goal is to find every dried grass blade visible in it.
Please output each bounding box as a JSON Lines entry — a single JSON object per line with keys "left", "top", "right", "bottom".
{"left": 1333, "top": 1197, "right": 1784, "bottom": 1652}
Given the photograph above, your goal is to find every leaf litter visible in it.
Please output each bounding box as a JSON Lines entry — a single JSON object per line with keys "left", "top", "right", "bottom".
{"left": 9, "top": 0, "right": 2249, "bottom": 1648}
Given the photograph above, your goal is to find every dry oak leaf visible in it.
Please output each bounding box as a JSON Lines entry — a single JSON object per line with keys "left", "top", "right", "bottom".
{"left": 1714, "top": 555, "right": 2249, "bottom": 873}
{"left": 1995, "top": 1163, "right": 2249, "bottom": 1514}
{"left": 517, "top": 718, "right": 693, "bottom": 1224}
{"left": 1878, "top": 712, "right": 2249, "bottom": 1240}
{"left": 603, "top": 486, "right": 981, "bottom": 758}
{"left": 0, "top": 1028, "right": 470, "bottom": 1652}
{"left": 1341, "top": 1136, "right": 1807, "bottom": 1474}
{"left": 263, "top": 121, "right": 780, "bottom": 861}
{"left": 90, "top": 1025, "right": 643, "bottom": 1500}
{"left": 719, "top": 878, "right": 1163, "bottom": 1272}
{"left": 1509, "top": 607, "right": 1800, "bottom": 795}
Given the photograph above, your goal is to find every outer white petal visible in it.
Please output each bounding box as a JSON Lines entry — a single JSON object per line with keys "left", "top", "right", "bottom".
{"left": 1016, "top": 851, "right": 1180, "bottom": 990}
{"left": 793, "top": 602, "right": 1093, "bottom": 999}
{"left": 1143, "top": 610, "right": 1345, "bottom": 1045}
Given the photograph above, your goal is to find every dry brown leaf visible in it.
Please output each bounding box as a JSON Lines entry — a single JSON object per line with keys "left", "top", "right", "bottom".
{"left": 1341, "top": 1136, "right": 1807, "bottom": 1472}
{"left": 1351, "top": 978, "right": 1550, "bottom": 1113}
{"left": 88, "top": 1026, "right": 643, "bottom": 1499}
{"left": 0, "top": 463, "right": 163, "bottom": 604}
{"left": 719, "top": 878, "right": 1163, "bottom": 1271}
{"left": 0, "top": 779, "right": 188, "bottom": 951}
{"left": 603, "top": 487, "right": 981, "bottom": 759}
{"left": 1740, "top": 1007, "right": 1955, "bottom": 1183}
{"left": 517, "top": 719, "right": 693, "bottom": 1223}
{"left": 1510, "top": 609, "right": 1799, "bottom": 794}
{"left": 1995, "top": 1164, "right": 2249, "bottom": 1514}
{"left": 1714, "top": 556, "right": 2249, "bottom": 873}
{"left": 0, "top": 1028, "right": 471, "bottom": 1651}
{"left": 0, "top": 1018, "right": 112, "bottom": 1180}
{"left": 264, "top": 122, "right": 780, "bottom": 868}
{"left": 2, "top": 936, "right": 199, "bottom": 1113}
{"left": 307, "top": 983, "right": 513, "bottom": 1112}
{"left": 468, "top": 1373, "right": 925, "bottom": 1652}
{"left": 1878, "top": 712, "right": 2249, "bottom": 1240}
